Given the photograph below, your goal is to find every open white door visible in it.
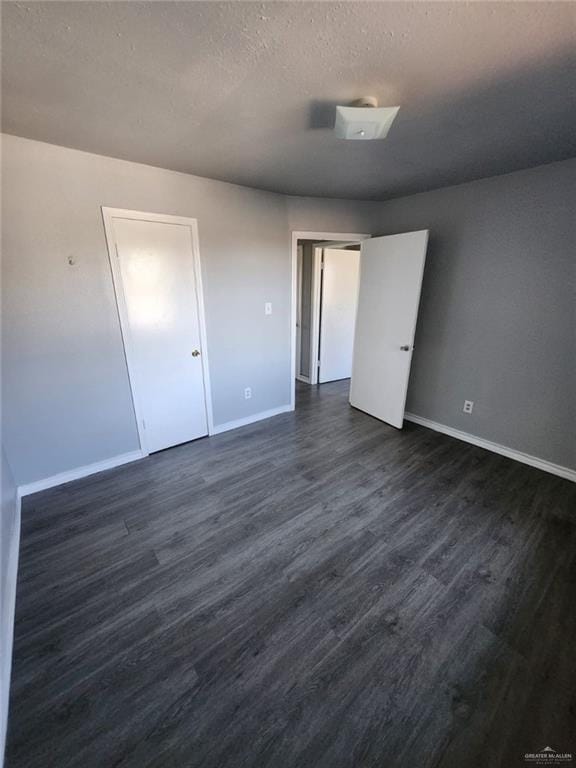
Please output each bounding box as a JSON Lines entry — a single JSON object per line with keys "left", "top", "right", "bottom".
{"left": 350, "top": 230, "right": 428, "bottom": 428}
{"left": 319, "top": 248, "right": 360, "bottom": 383}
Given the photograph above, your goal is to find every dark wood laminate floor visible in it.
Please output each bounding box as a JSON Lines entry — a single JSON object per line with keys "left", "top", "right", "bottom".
{"left": 7, "top": 380, "right": 576, "bottom": 768}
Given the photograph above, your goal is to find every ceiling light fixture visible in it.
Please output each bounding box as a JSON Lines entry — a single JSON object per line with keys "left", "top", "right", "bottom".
{"left": 334, "top": 97, "right": 400, "bottom": 141}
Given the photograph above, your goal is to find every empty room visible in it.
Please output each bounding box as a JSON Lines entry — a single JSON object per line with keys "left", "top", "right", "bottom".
{"left": 1, "top": 2, "right": 575, "bottom": 767}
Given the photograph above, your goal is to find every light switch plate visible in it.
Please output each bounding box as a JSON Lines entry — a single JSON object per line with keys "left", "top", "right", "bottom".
{"left": 265, "top": 302, "right": 272, "bottom": 315}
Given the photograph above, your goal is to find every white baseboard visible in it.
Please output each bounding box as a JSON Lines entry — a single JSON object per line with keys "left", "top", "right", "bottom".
{"left": 1, "top": 489, "right": 21, "bottom": 767}
{"left": 212, "top": 404, "right": 293, "bottom": 436}
{"left": 18, "top": 450, "right": 146, "bottom": 497}
{"left": 405, "top": 412, "right": 576, "bottom": 483}
{"left": 17, "top": 408, "right": 295, "bottom": 495}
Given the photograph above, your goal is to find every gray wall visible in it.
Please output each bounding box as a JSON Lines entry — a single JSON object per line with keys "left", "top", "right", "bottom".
{"left": 2, "top": 134, "right": 574, "bottom": 485}
{"left": 2, "top": 135, "right": 291, "bottom": 484}
{"left": 375, "top": 160, "right": 576, "bottom": 469}
{"left": 1, "top": 446, "right": 19, "bottom": 764}
{"left": 287, "top": 195, "right": 379, "bottom": 235}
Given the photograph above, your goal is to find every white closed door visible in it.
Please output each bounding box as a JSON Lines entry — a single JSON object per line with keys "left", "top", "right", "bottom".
{"left": 350, "top": 231, "right": 428, "bottom": 428}
{"left": 111, "top": 216, "right": 208, "bottom": 453}
{"left": 319, "top": 248, "right": 360, "bottom": 383}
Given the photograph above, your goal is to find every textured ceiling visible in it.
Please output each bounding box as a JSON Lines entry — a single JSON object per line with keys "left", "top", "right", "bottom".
{"left": 2, "top": 1, "right": 575, "bottom": 200}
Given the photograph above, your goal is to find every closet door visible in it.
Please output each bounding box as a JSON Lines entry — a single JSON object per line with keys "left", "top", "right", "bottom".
{"left": 109, "top": 213, "right": 209, "bottom": 452}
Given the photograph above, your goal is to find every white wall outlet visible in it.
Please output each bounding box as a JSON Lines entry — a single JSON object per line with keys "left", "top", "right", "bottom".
{"left": 244, "top": 387, "right": 252, "bottom": 400}
{"left": 265, "top": 302, "right": 272, "bottom": 315}
{"left": 463, "top": 400, "right": 474, "bottom": 414}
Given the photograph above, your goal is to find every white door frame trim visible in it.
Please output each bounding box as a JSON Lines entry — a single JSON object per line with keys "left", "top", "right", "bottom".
{"left": 295, "top": 244, "right": 310, "bottom": 384}
{"left": 290, "top": 231, "right": 371, "bottom": 409}
{"left": 102, "top": 207, "right": 215, "bottom": 454}
{"left": 309, "top": 246, "right": 323, "bottom": 386}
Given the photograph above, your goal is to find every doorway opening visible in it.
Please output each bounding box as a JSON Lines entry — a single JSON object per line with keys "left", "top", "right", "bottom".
{"left": 291, "top": 231, "right": 370, "bottom": 409}
{"left": 290, "top": 229, "right": 429, "bottom": 428}
{"left": 295, "top": 239, "right": 364, "bottom": 386}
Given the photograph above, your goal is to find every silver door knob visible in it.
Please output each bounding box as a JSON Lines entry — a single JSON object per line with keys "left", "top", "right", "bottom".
{"left": 400, "top": 345, "right": 410, "bottom": 351}
{"left": 191, "top": 350, "right": 201, "bottom": 357}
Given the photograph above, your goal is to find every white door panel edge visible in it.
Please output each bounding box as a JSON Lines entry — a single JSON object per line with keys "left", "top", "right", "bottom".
{"left": 319, "top": 248, "right": 360, "bottom": 383}
{"left": 102, "top": 207, "right": 213, "bottom": 454}
{"left": 350, "top": 230, "right": 429, "bottom": 429}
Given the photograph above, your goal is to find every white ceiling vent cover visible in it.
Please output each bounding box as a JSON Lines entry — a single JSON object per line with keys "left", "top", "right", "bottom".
{"left": 334, "top": 98, "right": 400, "bottom": 140}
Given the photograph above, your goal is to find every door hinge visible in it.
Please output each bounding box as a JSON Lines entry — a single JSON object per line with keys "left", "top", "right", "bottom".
{"left": 142, "top": 419, "right": 146, "bottom": 430}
